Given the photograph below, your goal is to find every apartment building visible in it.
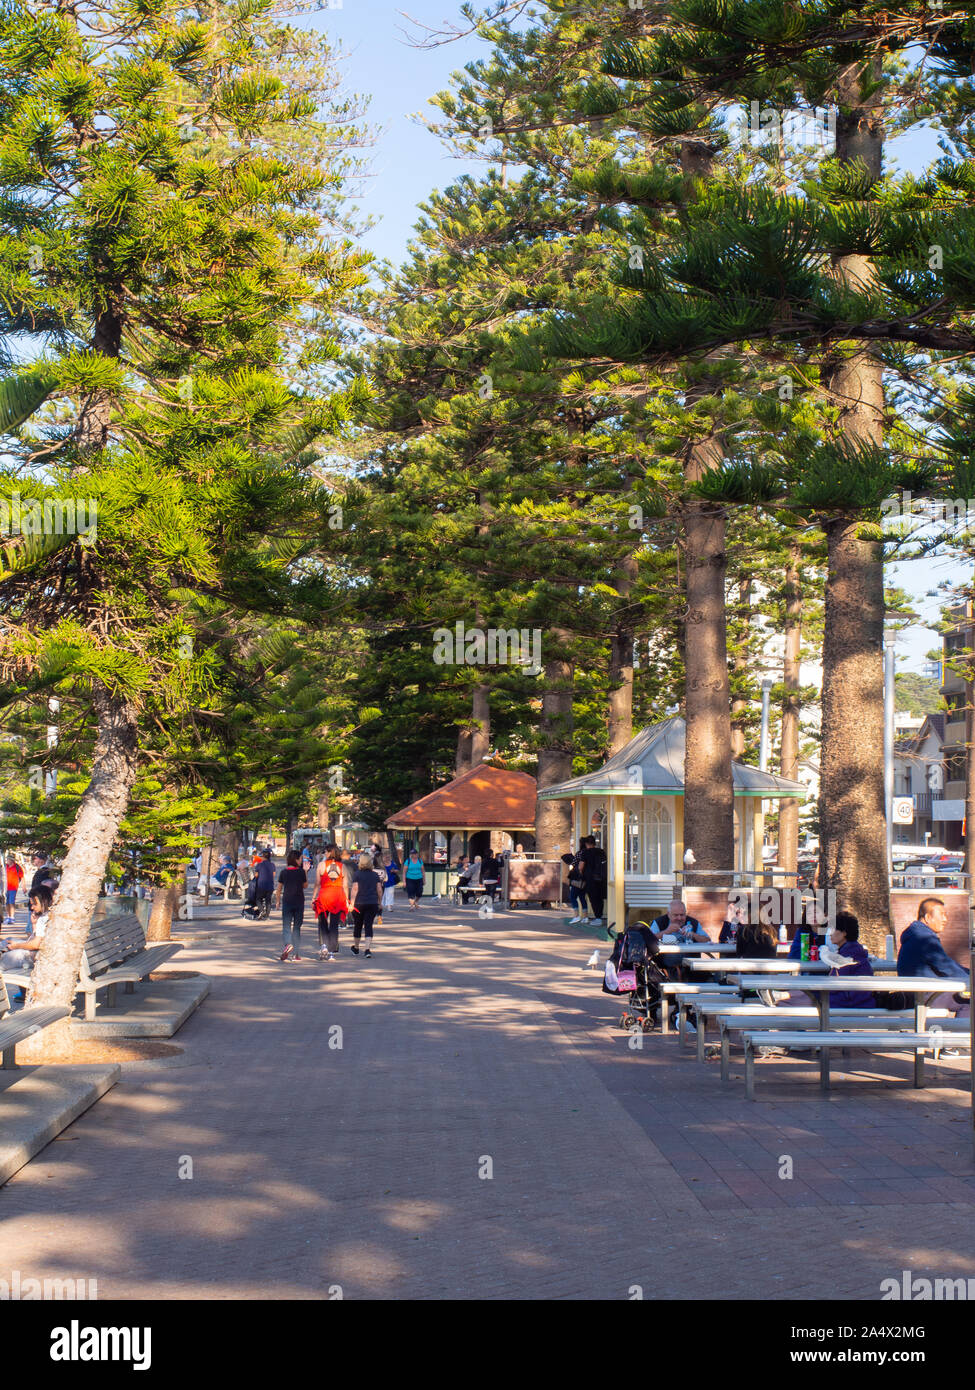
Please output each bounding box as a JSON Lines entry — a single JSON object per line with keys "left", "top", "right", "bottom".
{"left": 938, "top": 601, "right": 972, "bottom": 850}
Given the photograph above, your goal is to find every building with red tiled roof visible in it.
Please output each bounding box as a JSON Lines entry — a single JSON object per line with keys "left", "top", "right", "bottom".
{"left": 387, "top": 763, "right": 536, "bottom": 833}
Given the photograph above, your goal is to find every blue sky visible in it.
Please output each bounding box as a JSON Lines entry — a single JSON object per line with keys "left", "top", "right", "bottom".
{"left": 309, "top": 2, "right": 485, "bottom": 266}
{"left": 312, "top": 3, "right": 960, "bottom": 675}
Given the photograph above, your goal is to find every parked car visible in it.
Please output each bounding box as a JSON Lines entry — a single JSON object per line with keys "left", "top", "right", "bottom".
{"left": 796, "top": 858, "right": 817, "bottom": 887}
{"left": 925, "top": 853, "right": 963, "bottom": 870}
{"left": 925, "top": 852, "right": 964, "bottom": 887}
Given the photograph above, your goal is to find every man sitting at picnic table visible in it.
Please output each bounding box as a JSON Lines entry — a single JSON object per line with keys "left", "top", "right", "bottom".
{"left": 648, "top": 899, "right": 709, "bottom": 943}
{"left": 897, "top": 896, "right": 970, "bottom": 1018}
{"left": 647, "top": 899, "right": 709, "bottom": 980}
{"left": 818, "top": 911, "right": 876, "bottom": 1008}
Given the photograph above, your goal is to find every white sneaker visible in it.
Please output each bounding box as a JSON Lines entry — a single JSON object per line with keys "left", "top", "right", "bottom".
{"left": 589, "top": 917, "right": 602, "bottom": 926}
{"left": 569, "top": 915, "right": 582, "bottom": 924}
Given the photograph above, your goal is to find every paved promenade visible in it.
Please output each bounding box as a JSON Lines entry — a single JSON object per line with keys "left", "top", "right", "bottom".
{"left": 1, "top": 899, "right": 974, "bottom": 1299}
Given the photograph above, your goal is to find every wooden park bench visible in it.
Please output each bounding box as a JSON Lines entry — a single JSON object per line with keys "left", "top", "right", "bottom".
{"left": 0, "top": 973, "right": 69, "bottom": 1069}
{"left": 740, "top": 1028, "right": 972, "bottom": 1100}
{"left": 77, "top": 913, "right": 182, "bottom": 1020}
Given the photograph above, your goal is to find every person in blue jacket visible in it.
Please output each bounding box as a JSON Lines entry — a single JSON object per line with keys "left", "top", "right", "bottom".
{"left": 897, "top": 897, "right": 970, "bottom": 1017}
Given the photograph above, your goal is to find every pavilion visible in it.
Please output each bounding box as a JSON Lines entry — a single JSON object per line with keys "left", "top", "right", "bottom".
{"left": 386, "top": 763, "right": 537, "bottom": 884}
{"left": 538, "top": 716, "right": 806, "bottom": 926}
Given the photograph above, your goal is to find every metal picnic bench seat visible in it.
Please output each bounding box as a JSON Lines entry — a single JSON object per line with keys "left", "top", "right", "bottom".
{"left": 704, "top": 1006, "right": 964, "bottom": 1079}
{"left": 78, "top": 913, "right": 182, "bottom": 1020}
{"left": 0, "top": 972, "right": 69, "bottom": 1069}
{"left": 740, "top": 1028, "right": 973, "bottom": 1100}
{"left": 681, "top": 995, "right": 955, "bottom": 1058}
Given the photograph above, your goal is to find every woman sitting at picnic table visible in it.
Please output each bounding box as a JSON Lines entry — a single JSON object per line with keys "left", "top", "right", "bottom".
{"left": 718, "top": 897, "right": 749, "bottom": 945}
{"left": 788, "top": 898, "right": 828, "bottom": 958}
{"left": 735, "top": 919, "right": 778, "bottom": 958}
{"left": 818, "top": 911, "right": 876, "bottom": 1008}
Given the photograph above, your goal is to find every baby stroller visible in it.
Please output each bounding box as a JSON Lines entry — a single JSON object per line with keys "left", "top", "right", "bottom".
{"left": 604, "top": 925, "right": 668, "bottom": 1034}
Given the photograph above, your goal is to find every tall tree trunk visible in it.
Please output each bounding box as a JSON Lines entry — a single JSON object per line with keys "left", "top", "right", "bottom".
{"left": 469, "top": 683, "right": 490, "bottom": 766}
{"left": 76, "top": 308, "right": 122, "bottom": 451}
{"left": 607, "top": 552, "right": 638, "bottom": 756}
{"left": 678, "top": 139, "right": 735, "bottom": 879}
{"left": 730, "top": 577, "right": 752, "bottom": 759}
{"left": 457, "top": 683, "right": 491, "bottom": 773}
{"left": 534, "top": 640, "right": 574, "bottom": 857}
{"left": 22, "top": 685, "right": 140, "bottom": 1058}
{"left": 819, "top": 59, "right": 890, "bottom": 952}
{"left": 455, "top": 727, "right": 472, "bottom": 777}
{"left": 147, "top": 877, "right": 182, "bottom": 943}
{"left": 820, "top": 519, "right": 887, "bottom": 950}
{"left": 777, "top": 543, "right": 802, "bottom": 878}
{"left": 682, "top": 493, "right": 734, "bottom": 878}
{"left": 965, "top": 673, "right": 975, "bottom": 886}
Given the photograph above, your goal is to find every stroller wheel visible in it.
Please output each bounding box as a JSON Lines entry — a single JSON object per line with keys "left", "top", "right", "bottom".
{"left": 619, "top": 1013, "right": 632, "bottom": 1029}
{"left": 641, "top": 1018, "right": 653, "bottom": 1033}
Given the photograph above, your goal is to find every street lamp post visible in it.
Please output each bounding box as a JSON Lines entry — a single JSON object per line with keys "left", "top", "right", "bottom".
{"left": 883, "top": 641, "right": 895, "bottom": 870}
{"left": 758, "top": 678, "right": 772, "bottom": 773}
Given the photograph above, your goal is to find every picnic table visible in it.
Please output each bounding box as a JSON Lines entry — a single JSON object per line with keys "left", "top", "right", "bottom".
{"left": 688, "top": 957, "right": 830, "bottom": 975}
{"left": 656, "top": 941, "right": 736, "bottom": 956}
{"left": 688, "top": 956, "right": 898, "bottom": 978}
{"left": 739, "top": 975, "right": 969, "bottom": 1086}
{"left": 653, "top": 942, "right": 797, "bottom": 956}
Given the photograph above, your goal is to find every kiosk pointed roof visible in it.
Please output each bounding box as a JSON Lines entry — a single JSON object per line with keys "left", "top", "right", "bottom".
{"left": 537, "top": 716, "right": 805, "bottom": 799}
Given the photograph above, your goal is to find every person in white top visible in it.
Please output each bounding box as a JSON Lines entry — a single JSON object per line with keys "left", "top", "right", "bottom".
{"left": 0, "top": 886, "right": 51, "bottom": 972}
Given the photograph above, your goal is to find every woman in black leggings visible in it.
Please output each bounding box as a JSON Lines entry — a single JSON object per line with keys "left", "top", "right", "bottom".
{"left": 348, "top": 853, "right": 384, "bottom": 958}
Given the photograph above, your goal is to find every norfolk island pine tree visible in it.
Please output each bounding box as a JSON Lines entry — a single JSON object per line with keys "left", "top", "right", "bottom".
{"left": 508, "top": 2, "right": 975, "bottom": 942}
{"left": 0, "top": 0, "right": 370, "bottom": 1054}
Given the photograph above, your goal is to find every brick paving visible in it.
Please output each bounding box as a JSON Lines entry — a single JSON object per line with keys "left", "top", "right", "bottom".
{"left": 1, "top": 898, "right": 973, "bottom": 1299}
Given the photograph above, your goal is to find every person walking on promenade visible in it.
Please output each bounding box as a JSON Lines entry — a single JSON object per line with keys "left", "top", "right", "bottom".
{"left": 276, "top": 850, "right": 307, "bottom": 961}
{"left": 313, "top": 848, "right": 348, "bottom": 960}
{"left": 340, "top": 848, "right": 355, "bottom": 897}
{"left": 404, "top": 849, "right": 424, "bottom": 911}
{"left": 348, "top": 853, "right": 384, "bottom": 957}
{"left": 29, "top": 850, "right": 58, "bottom": 897}
{"left": 254, "top": 849, "right": 276, "bottom": 918}
{"left": 4, "top": 853, "right": 24, "bottom": 925}
{"left": 380, "top": 853, "right": 400, "bottom": 919}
